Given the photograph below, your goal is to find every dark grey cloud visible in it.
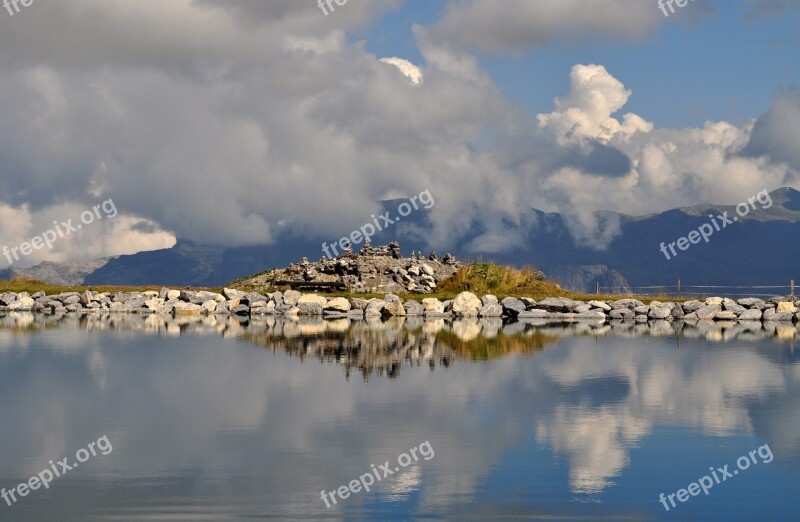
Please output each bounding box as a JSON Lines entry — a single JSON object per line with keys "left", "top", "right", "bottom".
{"left": 743, "top": 89, "right": 800, "bottom": 169}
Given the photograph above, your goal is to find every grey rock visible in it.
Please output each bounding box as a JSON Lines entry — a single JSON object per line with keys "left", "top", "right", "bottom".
{"left": 612, "top": 299, "right": 645, "bottom": 309}
{"left": 283, "top": 290, "right": 302, "bottom": 306}
{"left": 588, "top": 300, "right": 612, "bottom": 311}
{"left": 609, "top": 308, "right": 634, "bottom": 320}
{"left": 648, "top": 306, "right": 672, "bottom": 320}
{"left": 500, "top": 297, "right": 526, "bottom": 316}
{"left": 536, "top": 297, "right": 576, "bottom": 312}
{"left": 738, "top": 298, "right": 765, "bottom": 309}
{"left": 479, "top": 303, "right": 503, "bottom": 317}
{"left": 232, "top": 304, "right": 250, "bottom": 316}
{"left": 739, "top": 309, "right": 762, "bottom": 320}
{"left": 481, "top": 294, "right": 499, "bottom": 306}
{"left": 404, "top": 300, "right": 424, "bottom": 316}
{"left": 223, "top": 287, "right": 246, "bottom": 300}
{"left": 350, "top": 298, "right": 369, "bottom": 310}
{"left": 695, "top": 305, "right": 721, "bottom": 320}
{"left": 297, "top": 302, "right": 323, "bottom": 315}
{"left": 682, "top": 300, "right": 703, "bottom": 313}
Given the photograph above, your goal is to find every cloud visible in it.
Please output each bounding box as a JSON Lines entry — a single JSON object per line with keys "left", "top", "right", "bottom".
{"left": 428, "top": 0, "right": 716, "bottom": 53}
{"left": 743, "top": 89, "right": 800, "bottom": 170}
{"left": 0, "top": 0, "right": 795, "bottom": 257}
{"left": 379, "top": 57, "right": 423, "bottom": 86}
{"left": 537, "top": 64, "right": 653, "bottom": 145}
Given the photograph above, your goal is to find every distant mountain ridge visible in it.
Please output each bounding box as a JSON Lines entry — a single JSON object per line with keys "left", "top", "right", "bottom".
{"left": 0, "top": 257, "right": 115, "bottom": 286}
{"left": 4, "top": 188, "right": 800, "bottom": 291}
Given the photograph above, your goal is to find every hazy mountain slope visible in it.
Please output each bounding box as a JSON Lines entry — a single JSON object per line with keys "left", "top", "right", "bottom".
{"left": 27, "top": 188, "right": 800, "bottom": 290}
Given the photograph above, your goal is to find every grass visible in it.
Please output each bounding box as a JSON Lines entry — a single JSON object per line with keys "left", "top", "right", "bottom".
{"left": 435, "top": 263, "right": 564, "bottom": 300}
{"left": 0, "top": 278, "right": 196, "bottom": 295}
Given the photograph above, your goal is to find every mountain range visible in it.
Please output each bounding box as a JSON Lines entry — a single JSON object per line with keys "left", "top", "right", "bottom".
{"left": 3, "top": 187, "right": 799, "bottom": 293}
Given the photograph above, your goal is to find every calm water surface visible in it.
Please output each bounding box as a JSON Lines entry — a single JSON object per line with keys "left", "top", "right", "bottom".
{"left": 1, "top": 313, "right": 799, "bottom": 521}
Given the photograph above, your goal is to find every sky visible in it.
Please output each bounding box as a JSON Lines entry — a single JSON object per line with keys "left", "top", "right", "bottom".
{"left": 0, "top": 0, "right": 798, "bottom": 266}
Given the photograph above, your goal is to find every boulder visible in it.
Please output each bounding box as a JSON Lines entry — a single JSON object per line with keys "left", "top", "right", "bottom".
{"left": 695, "top": 305, "right": 721, "bottom": 320}
{"left": 738, "top": 298, "right": 765, "bottom": 308}
{"left": 481, "top": 294, "right": 499, "bottom": 306}
{"left": 350, "top": 298, "right": 369, "bottom": 310}
{"left": 298, "top": 294, "right": 327, "bottom": 307}
{"left": 536, "top": 297, "right": 576, "bottom": 312}
{"left": 500, "top": 297, "right": 526, "bottom": 316}
{"left": 609, "top": 308, "right": 634, "bottom": 320}
{"left": 365, "top": 299, "right": 385, "bottom": 317}
{"left": 232, "top": 304, "right": 250, "bottom": 316}
{"left": 324, "top": 297, "right": 351, "bottom": 312}
{"left": 283, "top": 290, "right": 302, "bottom": 306}
{"left": 588, "top": 300, "right": 612, "bottom": 311}
{"left": 479, "top": 303, "right": 503, "bottom": 317}
{"left": 223, "top": 287, "right": 246, "bottom": 300}
{"left": 404, "top": 300, "right": 424, "bottom": 316}
{"left": 145, "top": 298, "right": 165, "bottom": 311}
{"left": 173, "top": 302, "right": 202, "bottom": 316}
{"left": 382, "top": 299, "right": 406, "bottom": 317}
{"left": 682, "top": 300, "right": 703, "bottom": 312}
{"left": 612, "top": 299, "right": 645, "bottom": 309}
{"left": 739, "top": 309, "right": 762, "bottom": 320}
{"left": 648, "top": 306, "right": 672, "bottom": 320}
{"left": 422, "top": 298, "right": 445, "bottom": 316}
{"left": 451, "top": 292, "right": 481, "bottom": 317}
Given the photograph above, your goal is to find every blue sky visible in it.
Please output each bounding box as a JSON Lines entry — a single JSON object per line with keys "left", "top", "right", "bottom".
{"left": 361, "top": 0, "right": 799, "bottom": 128}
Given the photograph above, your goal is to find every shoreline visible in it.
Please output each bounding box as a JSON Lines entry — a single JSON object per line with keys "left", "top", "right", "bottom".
{"left": 0, "top": 289, "right": 798, "bottom": 323}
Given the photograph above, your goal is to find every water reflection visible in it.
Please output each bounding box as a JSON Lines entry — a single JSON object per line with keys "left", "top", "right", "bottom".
{"left": 1, "top": 312, "right": 799, "bottom": 381}
{"left": 0, "top": 312, "right": 799, "bottom": 520}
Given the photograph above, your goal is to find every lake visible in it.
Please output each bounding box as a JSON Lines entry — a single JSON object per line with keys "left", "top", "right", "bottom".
{"left": 1, "top": 313, "right": 799, "bottom": 521}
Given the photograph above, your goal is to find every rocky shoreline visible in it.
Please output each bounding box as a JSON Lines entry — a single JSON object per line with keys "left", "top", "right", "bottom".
{"left": 2, "top": 289, "right": 800, "bottom": 323}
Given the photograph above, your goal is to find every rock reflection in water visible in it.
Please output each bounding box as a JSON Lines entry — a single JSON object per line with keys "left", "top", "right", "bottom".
{"left": 0, "top": 312, "right": 797, "bottom": 380}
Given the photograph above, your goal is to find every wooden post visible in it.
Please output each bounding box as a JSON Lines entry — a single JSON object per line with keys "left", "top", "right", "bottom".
{"left": 596, "top": 282, "right": 600, "bottom": 295}
{"left": 791, "top": 279, "right": 795, "bottom": 297}
{"left": 677, "top": 279, "right": 681, "bottom": 298}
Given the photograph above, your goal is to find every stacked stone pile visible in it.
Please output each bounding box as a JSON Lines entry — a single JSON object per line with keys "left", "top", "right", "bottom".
{"left": 245, "top": 241, "right": 461, "bottom": 294}
{"left": 1, "top": 289, "right": 799, "bottom": 323}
